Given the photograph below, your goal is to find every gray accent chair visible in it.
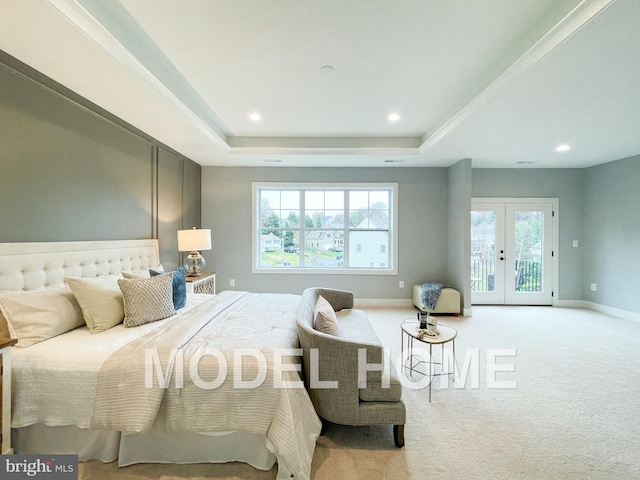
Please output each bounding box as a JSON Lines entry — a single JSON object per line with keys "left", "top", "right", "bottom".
{"left": 297, "top": 288, "right": 406, "bottom": 447}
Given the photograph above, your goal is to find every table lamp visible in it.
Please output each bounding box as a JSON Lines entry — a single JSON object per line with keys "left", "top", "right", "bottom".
{"left": 177, "top": 228, "right": 211, "bottom": 276}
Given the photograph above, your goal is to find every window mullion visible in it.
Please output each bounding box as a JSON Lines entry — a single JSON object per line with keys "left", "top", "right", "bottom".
{"left": 300, "top": 189, "right": 305, "bottom": 268}
{"left": 254, "top": 182, "right": 395, "bottom": 273}
{"left": 343, "top": 189, "right": 349, "bottom": 268}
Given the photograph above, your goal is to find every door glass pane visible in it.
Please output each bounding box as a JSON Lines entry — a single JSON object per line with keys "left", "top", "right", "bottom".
{"left": 514, "top": 211, "right": 543, "bottom": 292}
{"left": 471, "top": 211, "right": 496, "bottom": 292}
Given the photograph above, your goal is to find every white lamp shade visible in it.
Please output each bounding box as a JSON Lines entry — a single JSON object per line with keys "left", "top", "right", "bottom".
{"left": 177, "top": 228, "right": 212, "bottom": 252}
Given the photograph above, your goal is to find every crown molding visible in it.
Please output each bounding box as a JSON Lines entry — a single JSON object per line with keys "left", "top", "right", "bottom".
{"left": 45, "top": 0, "right": 230, "bottom": 151}
{"left": 419, "top": 0, "right": 617, "bottom": 152}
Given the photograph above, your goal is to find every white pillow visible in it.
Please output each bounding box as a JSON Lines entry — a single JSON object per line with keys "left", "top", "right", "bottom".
{"left": 118, "top": 274, "right": 176, "bottom": 327}
{"left": 0, "top": 287, "right": 85, "bottom": 347}
{"left": 313, "top": 295, "right": 339, "bottom": 336}
{"left": 121, "top": 264, "right": 164, "bottom": 280}
{"left": 121, "top": 271, "right": 148, "bottom": 280}
{"left": 65, "top": 276, "right": 124, "bottom": 333}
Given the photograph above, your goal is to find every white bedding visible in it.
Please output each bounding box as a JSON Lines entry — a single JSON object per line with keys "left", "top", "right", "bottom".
{"left": 11, "top": 293, "right": 213, "bottom": 428}
{"left": 11, "top": 290, "right": 321, "bottom": 480}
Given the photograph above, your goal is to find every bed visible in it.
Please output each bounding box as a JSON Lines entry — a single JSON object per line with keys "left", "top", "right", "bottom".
{"left": 0, "top": 240, "right": 321, "bottom": 480}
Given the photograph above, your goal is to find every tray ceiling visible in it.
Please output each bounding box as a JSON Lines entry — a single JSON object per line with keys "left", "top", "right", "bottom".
{"left": 1, "top": 0, "right": 639, "bottom": 168}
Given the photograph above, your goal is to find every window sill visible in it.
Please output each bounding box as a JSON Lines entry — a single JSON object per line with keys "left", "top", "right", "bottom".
{"left": 252, "top": 267, "right": 397, "bottom": 275}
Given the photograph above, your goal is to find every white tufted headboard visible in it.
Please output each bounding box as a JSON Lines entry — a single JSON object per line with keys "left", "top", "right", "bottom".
{"left": 0, "top": 239, "right": 160, "bottom": 292}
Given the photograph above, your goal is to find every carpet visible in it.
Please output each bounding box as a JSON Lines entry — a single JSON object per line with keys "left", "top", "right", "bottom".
{"left": 79, "top": 306, "right": 640, "bottom": 479}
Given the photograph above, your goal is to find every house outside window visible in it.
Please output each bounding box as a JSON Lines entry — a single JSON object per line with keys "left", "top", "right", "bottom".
{"left": 252, "top": 183, "right": 398, "bottom": 274}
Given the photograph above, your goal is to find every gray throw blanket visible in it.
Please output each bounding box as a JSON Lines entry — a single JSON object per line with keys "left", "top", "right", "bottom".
{"left": 421, "top": 282, "right": 444, "bottom": 310}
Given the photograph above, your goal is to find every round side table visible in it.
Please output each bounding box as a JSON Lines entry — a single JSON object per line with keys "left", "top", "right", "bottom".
{"left": 401, "top": 319, "right": 457, "bottom": 402}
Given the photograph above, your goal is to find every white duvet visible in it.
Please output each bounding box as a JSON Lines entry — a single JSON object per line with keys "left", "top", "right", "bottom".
{"left": 11, "top": 294, "right": 212, "bottom": 428}
{"left": 11, "top": 291, "right": 321, "bottom": 480}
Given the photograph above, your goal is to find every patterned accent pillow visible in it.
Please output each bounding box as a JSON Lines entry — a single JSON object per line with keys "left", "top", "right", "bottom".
{"left": 313, "top": 295, "right": 339, "bottom": 336}
{"left": 118, "top": 274, "right": 176, "bottom": 328}
{"left": 149, "top": 266, "right": 187, "bottom": 309}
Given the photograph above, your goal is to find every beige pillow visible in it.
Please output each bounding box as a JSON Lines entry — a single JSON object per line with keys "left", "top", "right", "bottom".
{"left": 65, "top": 276, "right": 124, "bottom": 333}
{"left": 313, "top": 295, "right": 339, "bottom": 336}
{"left": 121, "top": 271, "right": 148, "bottom": 280}
{"left": 0, "top": 287, "right": 84, "bottom": 347}
{"left": 118, "top": 274, "right": 176, "bottom": 328}
{"left": 121, "top": 264, "right": 164, "bottom": 280}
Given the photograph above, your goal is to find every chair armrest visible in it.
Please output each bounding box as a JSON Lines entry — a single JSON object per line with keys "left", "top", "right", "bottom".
{"left": 313, "top": 288, "right": 354, "bottom": 311}
{"left": 297, "top": 325, "right": 388, "bottom": 424}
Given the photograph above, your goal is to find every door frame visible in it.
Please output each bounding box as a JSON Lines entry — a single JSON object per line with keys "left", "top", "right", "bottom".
{"left": 472, "top": 197, "right": 559, "bottom": 306}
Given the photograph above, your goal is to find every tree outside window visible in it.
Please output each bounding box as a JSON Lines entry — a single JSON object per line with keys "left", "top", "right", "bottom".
{"left": 254, "top": 183, "right": 396, "bottom": 273}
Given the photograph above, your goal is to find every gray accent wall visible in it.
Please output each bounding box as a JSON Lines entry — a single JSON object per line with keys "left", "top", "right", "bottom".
{"left": 584, "top": 155, "right": 640, "bottom": 314}
{"left": 472, "top": 168, "right": 585, "bottom": 302}
{"left": 0, "top": 51, "right": 200, "bottom": 269}
{"left": 201, "top": 167, "right": 455, "bottom": 299}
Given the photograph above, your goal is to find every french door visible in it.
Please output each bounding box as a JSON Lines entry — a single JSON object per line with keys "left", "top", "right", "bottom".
{"left": 471, "top": 199, "right": 556, "bottom": 305}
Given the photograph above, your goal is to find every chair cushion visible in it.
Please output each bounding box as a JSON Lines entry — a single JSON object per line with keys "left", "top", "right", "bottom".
{"left": 335, "top": 309, "right": 381, "bottom": 345}
{"left": 359, "top": 362, "right": 403, "bottom": 402}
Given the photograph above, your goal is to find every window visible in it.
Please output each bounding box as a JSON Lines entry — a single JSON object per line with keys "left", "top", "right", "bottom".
{"left": 253, "top": 183, "right": 397, "bottom": 274}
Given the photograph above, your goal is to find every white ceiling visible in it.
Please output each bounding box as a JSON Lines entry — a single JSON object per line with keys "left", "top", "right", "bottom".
{"left": 1, "top": 0, "right": 639, "bottom": 168}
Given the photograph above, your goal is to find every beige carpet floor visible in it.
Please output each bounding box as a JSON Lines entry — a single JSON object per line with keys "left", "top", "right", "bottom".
{"left": 80, "top": 306, "right": 640, "bottom": 479}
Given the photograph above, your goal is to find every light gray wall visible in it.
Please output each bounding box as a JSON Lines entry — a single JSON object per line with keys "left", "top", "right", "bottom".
{"left": 0, "top": 51, "right": 200, "bottom": 269}
{"left": 584, "top": 155, "right": 640, "bottom": 314}
{"left": 447, "top": 159, "right": 472, "bottom": 310}
{"left": 201, "top": 167, "right": 450, "bottom": 299}
{"left": 471, "top": 168, "right": 584, "bottom": 301}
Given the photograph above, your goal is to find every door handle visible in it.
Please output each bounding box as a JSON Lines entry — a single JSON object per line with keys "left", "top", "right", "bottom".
{"left": 499, "top": 256, "right": 505, "bottom": 261}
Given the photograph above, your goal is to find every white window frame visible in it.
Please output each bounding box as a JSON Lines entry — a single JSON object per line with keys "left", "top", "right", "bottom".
{"left": 252, "top": 182, "right": 398, "bottom": 275}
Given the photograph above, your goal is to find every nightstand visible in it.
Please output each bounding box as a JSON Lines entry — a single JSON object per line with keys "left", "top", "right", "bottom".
{"left": 185, "top": 271, "right": 216, "bottom": 295}
{"left": 1, "top": 338, "right": 18, "bottom": 454}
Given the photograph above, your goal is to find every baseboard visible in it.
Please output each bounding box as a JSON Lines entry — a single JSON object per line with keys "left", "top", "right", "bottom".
{"left": 353, "top": 298, "right": 471, "bottom": 316}
{"left": 554, "top": 299, "right": 640, "bottom": 323}
{"left": 584, "top": 302, "right": 640, "bottom": 323}
{"left": 554, "top": 300, "right": 588, "bottom": 308}
{"left": 354, "top": 298, "right": 413, "bottom": 308}
{"left": 353, "top": 298, "right": 639, "bottom": 323}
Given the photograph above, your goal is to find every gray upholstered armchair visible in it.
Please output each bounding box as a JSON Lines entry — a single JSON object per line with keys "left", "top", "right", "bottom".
{"left": 297, "top": 288, "right": 406, "bottom": 447}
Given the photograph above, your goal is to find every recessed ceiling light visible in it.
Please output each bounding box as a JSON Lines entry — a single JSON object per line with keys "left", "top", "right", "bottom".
{"left": 263, "top": 159, "right": 282, "bottom": 163}
{"left": 249, "top": 113, "right": 261, "bottom": 121}
{"left": 555, "top": 144, "right": 571, "bottom": 152}
{"left": 517, "top": 161, "right": 536, "bottom": 164}
{"left": 320, "top": 65, "right": 335, "bottom": 74}
{"left": 384, "top": 159, "right": 404, "bottom": 163}
{"left": 388, "top": 113, "right": 400, "bottom": 122}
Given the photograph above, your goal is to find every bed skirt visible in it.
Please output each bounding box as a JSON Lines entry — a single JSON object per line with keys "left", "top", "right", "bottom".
{"left": 13, "top": 425, "right": 277, "bottom": 471}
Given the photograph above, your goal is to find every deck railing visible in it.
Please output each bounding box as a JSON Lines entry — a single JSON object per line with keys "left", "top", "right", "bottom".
{"left": 471, "top": 259, "right": 542, "bottom": 292}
